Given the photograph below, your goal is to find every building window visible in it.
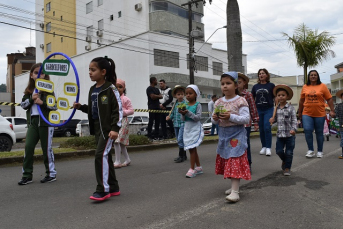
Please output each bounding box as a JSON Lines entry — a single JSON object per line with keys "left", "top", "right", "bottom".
{"left": 47, "top": 43, "right": 51, "bottom": 53}
{"left": 61, "top": 16, "right": 63, "bottom": 21}
{"left": 46, "top": 2, "right": 51, "bottom": 13}
{"left": 86, "top": 1, "right": 93, "bottom": 14}
{"left": 98, "top": 0, "right": 103, "bottom": 6}
{"left": 53, "top": 11, "right": 55, "bottom": 16}
{"left": 187, "top": 55, "right": 208, "bottom": 71}
{"left": 118, "top": 11, "right": 121, "bottom": 18}
{"left": 154, "top": 49, "right": 179, "bottom": 68}
{"left": 61, "top": 37, "right": 63, "bottom": 42}
{"left": 46, "top": 22, "right": 51, "bottom": 32}
{"left": 151, "top": 2, "right": 202, "bottom": 23}
{"left": 87, "top": 26, "right": 93, "bottom": 36}
{"left": 212, "top": 62, "right": 223, "bottom": 76}
{"left": 98, "top": 19, "right": 104, "bottom": 30}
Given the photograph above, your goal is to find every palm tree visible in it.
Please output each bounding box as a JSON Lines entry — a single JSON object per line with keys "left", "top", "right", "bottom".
{"left": 226, "top": 0, "right": 242, "bottom": 72}
{"left": 282, "top": 23, "right": 336, "bottom": 84}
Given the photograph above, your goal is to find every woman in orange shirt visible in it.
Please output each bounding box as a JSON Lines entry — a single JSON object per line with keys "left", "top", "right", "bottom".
{"left": 298, "top": 70, "right": 335, "bottom": 158}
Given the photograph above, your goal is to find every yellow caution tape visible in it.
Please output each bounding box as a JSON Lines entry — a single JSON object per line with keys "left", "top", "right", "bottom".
{"left": 0, "top": 102, "right": 211, "bottom": 114}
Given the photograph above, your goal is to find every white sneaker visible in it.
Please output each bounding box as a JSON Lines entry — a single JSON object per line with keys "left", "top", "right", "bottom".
{"left": 317, "top": 152, "right": 323, "bottom": 158}
{"left": 260, "top": 147, "right": 266, "bottom": 155}
{"left": 305, "top": 150, "right": 315, "bottom": 158}
{"left": 226, "top": 190, "right": 240, "bottom": 202}
{"left": 266, "top": 148, "right": 271, "bottom": 156}
{"left": 225, "top": 188, "right": 243, "bottom": 195}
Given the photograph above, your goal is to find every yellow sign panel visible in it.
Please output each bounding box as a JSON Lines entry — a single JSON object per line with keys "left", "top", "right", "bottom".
{"left": 49, "top": 111, "right": 60, "bottom": 124}
{"left": 35, "top": 79, "right": 54, "bottom": 93}
{"left": 57, "top": 98, "right": 69, "bottom": 111}
{"left": 46, "top": 95, "right": 56, "bottom": 107}
{"left": 64, "top": 83, "right": 78, "bottom": 96}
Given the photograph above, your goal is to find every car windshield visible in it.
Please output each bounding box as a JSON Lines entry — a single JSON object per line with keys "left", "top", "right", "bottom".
{"left": 128, "top": 116, "right": 133, "bottom": 123}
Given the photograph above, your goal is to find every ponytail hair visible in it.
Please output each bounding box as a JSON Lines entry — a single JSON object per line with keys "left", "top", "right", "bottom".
{"left": 91, "top": 56, "right": 117, "bottom": 85}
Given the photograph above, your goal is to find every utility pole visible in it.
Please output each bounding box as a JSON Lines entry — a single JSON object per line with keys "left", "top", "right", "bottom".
{"left": 181, "top": 0, "right": 212, "bottom": 84}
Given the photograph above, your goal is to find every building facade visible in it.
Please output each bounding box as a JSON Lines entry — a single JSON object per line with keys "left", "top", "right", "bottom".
{"left": 15, "top": 0, "right": 247, "bottom": 118}
{"left": 6, "top": 47, "right": 36, "bottom": 116}
{"left": 330, "top": 62, "right": 343, "bottom": 103}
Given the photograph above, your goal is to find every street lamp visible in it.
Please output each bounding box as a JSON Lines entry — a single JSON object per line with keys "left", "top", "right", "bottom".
{"left": 196, "top": 25, "right": 227, "bottom": 53}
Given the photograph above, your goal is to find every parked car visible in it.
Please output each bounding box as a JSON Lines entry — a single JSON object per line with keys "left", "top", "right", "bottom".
{"left": 0, "top": 115, "right": 16, "bottom": 152}
{"left": 76, "top": 119, "right": 89, "bottom": 135}
{"left": 5, "top": 117, "right": 27, "bottom": 141}
{"left": 202, "top": 117, "right": 217, "bottom": 136}
{"left": 128, "top": 115, "right": 149, "bottom": 125}
{"left": 53, "top": 119, "right": 81, "bottom": 137}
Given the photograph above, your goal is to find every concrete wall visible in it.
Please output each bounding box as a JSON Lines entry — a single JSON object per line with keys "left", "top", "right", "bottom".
{"left": 248, "top": 76, "right": 302, "bottom": 111}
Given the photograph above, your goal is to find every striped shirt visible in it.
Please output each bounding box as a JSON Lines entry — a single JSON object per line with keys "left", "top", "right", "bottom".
{"left": 169, "top": 100, "right": 185, "bottom": 128}
{"left": 274, "top": 103, "right": 297, "bottom": 138}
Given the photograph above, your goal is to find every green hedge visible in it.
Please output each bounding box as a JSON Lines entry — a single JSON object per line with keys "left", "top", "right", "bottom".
{"left": 60, "top": 135, "right": 150, "bottom": 150}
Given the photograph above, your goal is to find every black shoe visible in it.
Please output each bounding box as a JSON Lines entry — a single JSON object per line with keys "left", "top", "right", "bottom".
{"left": 89, "top": 192, "right": 111, "bottom": 201}
{"left": 18, "top": 177, "right": 32, "bottom": 185}
{"left": 175, "top": 157, "right": 184, "bottom": 163}
{"left": 174, "top": 156, "right": 181, "bottom": 161}
{"left": 40, "top": 176, "right": 56, "bottom": 183}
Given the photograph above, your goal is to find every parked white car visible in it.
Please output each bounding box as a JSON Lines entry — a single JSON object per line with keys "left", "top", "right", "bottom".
{"left": 5, "top": 117, "right": 27, "bottom": 141}
{"left": 127, "top": 116, "right": 149, "bottom": 125}
{"left": 201, "top": 117, "right": 217, "bottom": 136}
{"left": 0, "top": 115, "right": 16, "bottom": 152}
{"left": 76, "top": 119, "right": 89, "bottom": 136}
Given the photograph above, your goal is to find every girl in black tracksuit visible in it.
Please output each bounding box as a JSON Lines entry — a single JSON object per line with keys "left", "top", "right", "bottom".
{"left": 74, "top": 57, "right": 122, "bottom": 201}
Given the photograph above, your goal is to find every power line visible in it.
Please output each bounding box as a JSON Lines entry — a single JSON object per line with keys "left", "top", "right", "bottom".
{"left": 0, "top": 21, "right": 225, "bottom": 74}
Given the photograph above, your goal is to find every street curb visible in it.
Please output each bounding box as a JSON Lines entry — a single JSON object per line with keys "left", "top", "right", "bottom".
{"left": 0, "top": 131, "right": 303, "bottom": 166}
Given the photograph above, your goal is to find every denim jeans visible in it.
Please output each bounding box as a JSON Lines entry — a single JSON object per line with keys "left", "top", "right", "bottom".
{"left": 245, "top": 126, "right": 252, "bottom": 165}
{"left": 276, "top": 136, "right": 295, "bottom": 169}
{"left": 174, "top": 126, "right": 184, "bottom": 148}
{"left": 340, "top": 131, "right": 343, "bottom": 148}
{"left": 302, "top": 115, "right": 325, "bottom": 152}
{"left": 257, "top": 107, "right": 274, "bottom": 148}
{"left": 211, "top": 124, "right": 218, "bottom": 135}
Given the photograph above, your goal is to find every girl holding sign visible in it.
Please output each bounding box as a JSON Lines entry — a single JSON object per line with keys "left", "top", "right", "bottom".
{"left": 73, "top": 56, "right": 122, "bottom": 201}
{"left": 18, "top": 63, "right": 57, "bottom": 185}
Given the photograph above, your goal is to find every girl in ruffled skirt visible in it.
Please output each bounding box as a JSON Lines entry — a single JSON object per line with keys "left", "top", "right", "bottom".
{"left": 212, "top": 72, "right": 251, "bottom": 202}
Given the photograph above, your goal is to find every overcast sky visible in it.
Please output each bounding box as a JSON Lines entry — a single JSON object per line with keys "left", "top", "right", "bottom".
{"left": 0, "top": 0, "right": 342, "bottom": 85}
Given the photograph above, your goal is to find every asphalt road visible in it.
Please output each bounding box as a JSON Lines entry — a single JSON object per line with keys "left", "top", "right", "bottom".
{"left": 1, "top": 134, "right": 342, "bottom": 229}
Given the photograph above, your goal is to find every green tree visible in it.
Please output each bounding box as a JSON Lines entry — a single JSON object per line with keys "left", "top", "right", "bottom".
{"left": 0, "top": 84, "right": 6, "bottom": 92}
{"left": 226, "top": 0, "right": 242, "bottom": 72}
{"left": 282, "top": 23, "right": 336, "bottom": 84}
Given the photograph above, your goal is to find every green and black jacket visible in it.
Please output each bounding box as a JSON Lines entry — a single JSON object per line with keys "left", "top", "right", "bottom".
{"left": 21, "top": 91, "right": 57, "bottom": 127}
{"left": 79, "top": 81, "right": 122, "bottom": 139}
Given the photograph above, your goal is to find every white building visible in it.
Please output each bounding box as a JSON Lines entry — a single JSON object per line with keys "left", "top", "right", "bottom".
{"left": 16, "top": 0, "right": 247, "bottom": 118}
